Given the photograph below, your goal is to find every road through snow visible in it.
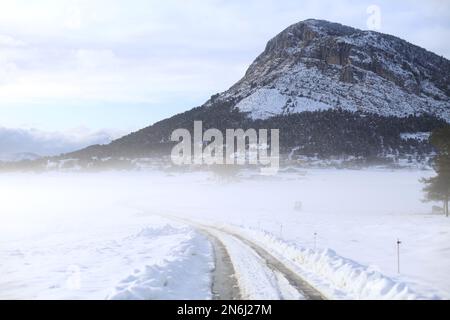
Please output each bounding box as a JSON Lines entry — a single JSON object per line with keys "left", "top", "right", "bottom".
{"left": 172, "top": 216, "right": 325, "bottom": 300}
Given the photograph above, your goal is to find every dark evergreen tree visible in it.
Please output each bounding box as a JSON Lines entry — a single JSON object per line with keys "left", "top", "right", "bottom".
{"left": 422, "top": 125, "right": 450, "bottom": 217}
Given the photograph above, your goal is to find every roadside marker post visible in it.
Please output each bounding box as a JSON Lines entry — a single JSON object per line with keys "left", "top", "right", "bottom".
{"left": 397, "top": 239, "right": 402, "bottom": 273}
{"left": 314, "top": 232, "right": 317, "bottom": 251}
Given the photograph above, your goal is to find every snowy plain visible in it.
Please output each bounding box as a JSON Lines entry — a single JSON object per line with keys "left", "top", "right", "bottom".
{"left": 0, "top": 168, "right": 449, "bottom": 299}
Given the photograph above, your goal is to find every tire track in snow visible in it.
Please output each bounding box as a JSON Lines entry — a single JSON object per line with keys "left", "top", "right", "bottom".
{"left": 214, "top": 227, "right": 325, "bottom": 300}
{"left": 205, "top": 228, "right": 305, "bottom": 300}
{"left": 167, "top": 215, "right": 325, "bottom": 300}
{"left": 200, "top": 231, "right": 241, "bottom": 300}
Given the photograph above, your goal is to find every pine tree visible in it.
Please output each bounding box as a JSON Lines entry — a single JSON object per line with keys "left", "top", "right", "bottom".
{"left": 422, "top": 125, "right": 450, "bottom": 217}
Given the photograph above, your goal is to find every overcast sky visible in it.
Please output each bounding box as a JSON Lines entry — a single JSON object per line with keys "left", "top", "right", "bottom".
{"left": 1, "top": 0, "right": 449, "bottom": 138}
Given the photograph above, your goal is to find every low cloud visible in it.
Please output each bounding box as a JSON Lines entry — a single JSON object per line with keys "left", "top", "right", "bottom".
{"left": 0, "top": 127, "right": 124, "bottom": 160}
{"left": 0, "top": 34, "right": 25, "bottom": 47}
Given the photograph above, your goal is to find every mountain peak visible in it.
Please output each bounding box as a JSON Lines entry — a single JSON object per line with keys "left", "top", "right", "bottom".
{"left": 298, "top": 19, "right": 359, "bottom": 34}
{"left": 45, "top": 19, "right": 449, "bottom": 166}
{"left": 231, "top": 19, "right": 450, "bottom": 122}
{"left": 262, "top": 19, "right": 360, "bottom": 54}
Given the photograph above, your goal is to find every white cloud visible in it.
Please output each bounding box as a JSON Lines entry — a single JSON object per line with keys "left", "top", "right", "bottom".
{"left": 64, "top": 6, "right": 82, "bottom": 30}
{"left": 75, "top": 49, "right": 121, "bottom": 70}
{"left": 0, "top": 62, "right": 18, "bottom": 85}
{"left": 0, "top": 126, "right": 125, "bottom": 159}
{"left": 0, "top": 0, "right": 448, "bottom": 131}
{"left": 0, "top": 34, "right": 25, "bottom": 47}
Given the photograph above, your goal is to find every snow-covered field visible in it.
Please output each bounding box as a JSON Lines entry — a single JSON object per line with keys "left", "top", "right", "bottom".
{"left": 0, "top": 168, "right": 449, "bottom": 299}
{"left": 0, "top": 173, "right": 213, "bottom": 299}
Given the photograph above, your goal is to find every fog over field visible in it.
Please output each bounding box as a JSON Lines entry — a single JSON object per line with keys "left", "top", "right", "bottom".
{"left": 1, "top": 169, "right": 448, "bottom": 299}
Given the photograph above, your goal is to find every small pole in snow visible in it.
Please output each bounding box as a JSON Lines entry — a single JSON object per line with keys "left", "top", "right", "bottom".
{"left": 397, "top": 239, "right": 401, "bottom": 273}
{"left": 279, "top": 223, "right": 283, "bottom": 238}
{"left": 314, "top": 232, "right": 317, "bottom": 251}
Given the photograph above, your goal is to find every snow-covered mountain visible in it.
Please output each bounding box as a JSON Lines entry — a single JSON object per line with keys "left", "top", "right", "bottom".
{"left": 221, "top": 19, "right": 449, "bottom": 121}
{"left": 6, "top": 19, "right": 450, "bottom": 168}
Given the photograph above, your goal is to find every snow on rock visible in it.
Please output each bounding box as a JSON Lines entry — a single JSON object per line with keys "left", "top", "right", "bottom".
{"left": 235, "top": 88, "right": 332, "bottom": 120}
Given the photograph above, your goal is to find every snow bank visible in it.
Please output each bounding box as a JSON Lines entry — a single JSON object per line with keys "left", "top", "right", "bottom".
{"left": 108, "top": 226, "right": 213, "bottom": 300}
{"left": 228, "top": 227, "right": 442, "bottom": 300}
{"left": 133, "top": 224, "right": 186, "bottom": 238}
